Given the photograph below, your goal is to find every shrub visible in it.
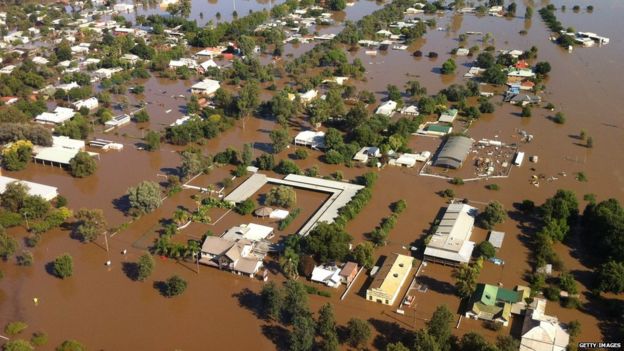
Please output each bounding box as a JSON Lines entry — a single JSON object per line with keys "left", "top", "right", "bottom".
{"left": 265, "top": 185, "right": 297, "bottom": 208}
{"left": 24, "top": 234, "right": 41, "bottom": 248}
{"left": 562, "top": 296, "right": 581, "bottom": 309}
{"left": 2, "top": 339, "right": 34, "bottom": 351}
{"left": 483, "top": 320, "right": 502, "bottom": 331}
{"left": 477, "top": 241, "right": 496, "bottom": 259}
{"left": 521, "top": 106, "right": 532, "bottom": 117}
{"left": 278, "top": 208, "right": 301, "bottom": 231}
{"left": 235, "top": 199, "right": 256, "bottom": 215}
{"left": 55, "top": 340, "right": 86, "bottom": 351}
{"left": 543, "top": 286, "right": 560, "bottom": 301}
{"left": 16, "top": 251, "right": 33, "bottom": 266}
{"left": 294, "top": 149, "right": 308, "bottom": 160}
{"left": 163, "top": 275, "right": 187, "bottom": 297}
{"left": 4, "top": 321, "right": 28, "bottom": 336}
{"left": 441, "top": 188, "right": 455, "bottom": 198}
{"left": 553, "top": 112, "right": 566, "bottom": 124}
{"left": 449, "top": 177, "right": 464, "bottom": 185}
{"left": 392, "top": 200, "right": 407, "bottom": 214}
{"left": 136, "top": 253, "right": 155, "bottom": 281}
{"left": 52, "top": 254, "right": 73, "bottom": 279}
{"left": 273, "top": 159, "right": 301, "bottom": 175}
{"left": 485, "top": 184, "right": 500, "bottom": 191}
{"left": 31, "top": 332, "right": 48, "bottom": 347}
{"left": 69, "top": 151, "right": 97, "bottom": 178}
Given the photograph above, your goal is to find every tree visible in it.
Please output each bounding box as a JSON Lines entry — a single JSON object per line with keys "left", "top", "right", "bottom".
{"left": 282, "top": 280, "right": 310, "bottom": 324}
{"left": 0, "top": 228, "right": 18, "bottom": 260}
{"left": 349, "top": 242, "right": 375, "bottom": 269}
{"left": 180, "top": 149, "right": 212, "bottom": 179}
{"left": 163, "top": 275, "right": 187, "bottom": 297}
{"left": 427, "top": 305, "right": 453, "bottom": 347}
{"left": 535, "top": 62, "right": 552, "bottom": 76}
{"left": 496, "top": 336, "right": 519, "bottom": 351}
{"left": 525, "top": 6, "right": 533, "bottom": 19}
{"left": 413, "top": 329, "right": 440, "bottom": 351}
{"left": 256, "top": 154, "right": 275, "bottom": 170}
{"left": 453, "top": 260, "right": 482, "bottom": 299}
{"left": 506, "top": 2, "right": 517, "bottom": 17}
{"left": 144, "top": 131, "right": 160, "bottom": 151}
{"left": 2, "top": 140, "right": 33, "bottom": 171}
{"left": 303, "top": 223, "right": 352, "bottom": 263}
{"left": 3, "top": 339, "right": 34, "bottom": 351}
{"left": 597, "top": 261, "right": 624, "bottom": 293}
{"left": 290, "top": 314, "right": 316, "bottom": 351}
{"left": 521, "top": 106, "right": 532, "bottom": 117}
{"left": 586, "top": 136, "right": 594, "bottom": 148}
{"left": 317, "top": 303, "right": 337, "bottom": 340}
{"left": 387, "top": 342, "right": 410, "bottom": 351}
{"left": 52, "top": 254, "right": 73, "bottom": 279}
{"left": 441, "top": 59, "right": 457, "bottom": 74}
{"left": 260, "top": 281, "right": 284, "bottom": 320}
{"left": 242, "top": 143, "right": 253, "bottom": 166}
{"left": 405, "top": 80, "right": 426, "bottom": 97}
{"left": 274, "top": 159, "right": 301, "bottom": 175}
{"left": 1, "top": 182, "right": 28, "bottom": 212}
{"left": 346, "top": 318, "right": 371, "bottom": 348}
{"left": 69, "top": 151, "right": 97, "bottom": 178}
{"left": 280, "top": 247, "right": 300, "bottom": 280}
{"left": 477, "top": 241, "right": 496, "bottom": 259}
{"left": 457, "top": 332, "right": 495, "bottom": 351}
{"left": 55, "top": 340, "right": 85, "bottom": 351}
{"left": 328, "top": 0, "right": 346, "bottom": 11}
{"left": 265, "top": 185, "right": 297, "bottom": 208}
{"left": 476, "top": 52, "right": 495, "bottom": 69}
{"left": 478, "top": 201, "right": 507, "bottom": 229}
{"left": 136, "top": 253, "right": 155, "bottom": 281}
{"left": 237, "top": 80, "right": 260, "bottom": 126}
{"left": 127, "top": 181, "right": 162, "bottom": 215}
{"left": 568, "top": 320, "right": 581, "bottom": 339}
{"left": 482, "top": 64, "right": 506, "bottom": 85}
{"left": 269, "top": 128, "right": 290, "bottom": 154}
{"left": 74, "top": 209, "right": 107, "bottom": 243}
{"left": 235, "top": 199, "right": 256, "bottom": 215}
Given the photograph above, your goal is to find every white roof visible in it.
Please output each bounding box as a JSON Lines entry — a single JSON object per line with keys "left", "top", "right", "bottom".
{"left": 191, "top": 79, "right": 220, "bottom": 94}
{"left": 200, "top": 59, "right": 219, "bottom": 70}
{"left": 395, "top": 154, "right": 417, "bottom": 167}
{"left": 73, "top": 97, "right": 98, "bottom": 110}
{"left": 376, "top": 100, "right": 398, "bottom": 116}
{"left": 294, "top": 131, "right": 325, "bottom": 147}
{"left": 33, "top": 147, "right": 80, "bottom": 165}
{"left": 269, "top": 209, "right": 289, "bottom": 219}
{"left": 0, "top": 176, "right": 58, "bottom": 201}
{"left": 353, "top": 146, "right": 381, "bottom": 162}
{"left": 52, "top": 136, "right": 85, "bottom": 150}
{"left": 35, "top": 107, "right": 75, "bottom": 124}
{"left": 425, "top": 203, "right": 477, "bottom": 263}
{"left": 242, "top": 223, "right": 274, "bottom": 241}
{"left": 488, "top": 231, "right": 505, "bottom": 249}
{"left": 300, "top": 90, "right": 318, "bottom": 102}
{"left": 311, "top": 265, "right": 342, "bottom": 287}
{"left": 520, "top": 299, "right": 570, "bottom": 351}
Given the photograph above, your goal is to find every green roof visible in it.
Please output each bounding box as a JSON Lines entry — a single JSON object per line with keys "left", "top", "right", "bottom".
{"left": 425, "top": 124, "right": 452, "bottom": 133}
{"left": 475, "top": 284, "right": 521, "bottom": 306}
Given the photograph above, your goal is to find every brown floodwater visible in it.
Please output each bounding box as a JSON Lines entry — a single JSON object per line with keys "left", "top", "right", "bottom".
{"left": 2, "top": 0, "right": 624, "bottom": 349}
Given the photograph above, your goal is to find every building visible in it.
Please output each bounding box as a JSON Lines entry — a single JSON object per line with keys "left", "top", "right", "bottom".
{"left": 433, "top": 136, "right": 473, "bottom": 169}
{"left": 93, "top": 67, "right": 123, "bottom": 79}
{"left": 375, "top": 100, "right": 398, "bottom": 116}
{"left": 105, "top": 114, "right": 131, "bottom": 128}
{"left": 488, "top": 231, "right": 505, "bottom": 249}
{"left": 33, "top": 136, "right": 96, "bottom": 167}
{"left": 339, "top": 262, "right": 359, "bottom": 285}
{"left": 299, "top": 89, "right": 318, "bottom": 104}
{"left": 311, "top": 265, "right": 342, "bottom": 288}
{"left": 438, "top": 109, "right": 458, "bottom": 123}
{"left": 73, "top": 97, "right": 99, "bottom": 111}
{"left": 465, "top": 284, "right": 530, "bottom": 326}
{"left": 424, "top": 203, "right": 477, "bottom": 266}
{"left": 520, "top": 299, "right": 570, "bottom": 351}
{"left": 221, "top": 223, "right": 274, "bottom": 242}
{"left": 294, "top": 131, "right": 325, "bottom": 149}
{"left": 169, "top": 58, "right": 198, "bottom": 70}
{"left": 0, "top": 175, "right": 58, "bottom": 201}
{"left": 400, "top": 105, "right": 419, "bottom": 116}
{"left": 353, "top": 147, "right": 381, "bottom": 163}
{"left": 366, "top": 253, "right": 414, "bottom": 305}
{"left": 35, "top": 106, "right": 76, "bottom": 125}
{"left": 191, "top": 79, "right": 220, "bottom": 96}
{"left": 200, "top": 236, "right": 264, "bottom": 277}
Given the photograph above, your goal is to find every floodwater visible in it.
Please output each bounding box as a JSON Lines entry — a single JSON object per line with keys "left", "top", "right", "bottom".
{"left": 2, "top": 0, "right": 624, "bottom": 349}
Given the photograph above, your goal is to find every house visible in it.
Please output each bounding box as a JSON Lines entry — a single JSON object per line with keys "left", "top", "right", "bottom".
{"left": 375, "top": 100, "right": 397, "bottom": 116}
{"left": 400, "top": 105, "right": 419, "bottom": 116}
{"left": 169, "top": 58, "right": 198, "bottom": 70}
{"left": 311, "top": 265, "right": 342, "bottom": 288}
{"left": 0, "top": 175, "right": 58, "bottom": 201}
{"left": 376, "top": 29, "right": 392, "bottom": 37}
{"left": 456, "top": 48, "right": 469, "bottom": 56}
{"left": 294, "top": 131, "right": 325, "bottom": 149}
{"left": 520, "top": 299, "right": 570, "bottom": 351}
{"left": 515, "top": 60, "right": 530, "bottom": 69}
{"left": 73, "top": 97, "right": 99, "bottom": 111}
{"left": 0, "top": 65, "right": 16, "bottom": 75}
{"left": 433, "top": 136, "right": 473, "bottom": 169}
{"left": 195, "top": 47, "right": 226, "bottom": 58}
{"left": 509, "top": 94, "right": 541, "bottom": 106}
{"left": 71, "top": 44, "right": 90, "bottom": 54}
{"left": 221, "top": 223, "right": 274, "bottom": 242}
{"left": 191, "top": 79, "right": 220, "bottom": 96}
{"left": 424, "top": 203, "right": 477, "bottom": 266}
{"left": 0, "top": 96, "right": 18, "bottom": 105}
{"left": 299, "top": 89, "right": 318, "bottom": 104}
{"left": 51, "top": 136, "right": 85, "bottom": 151}
{"left": 353, "top": 147, "right": 381, "bottom": 163}
{"left": 113, "top": 3, "right": 134, "bottom": 12}
{"left": 339, "top": 262, "right": 358, "bottom": 285}
{"left": 121, "top": 53, "right": 140, "bottom": 65}
{"left": 33, "top": 140, "right": 98, "bottom": 167}
{"left": 35, "top": 106, "right": 76, "bottom": 125}
{"left": 200, "top": 236, "right": 264, "bottom": 277}
{"left": 56, "top": 81, "right": 80, "bottom": 91}
{"left": 199, "top": 59, "right": 219, "bottom": 71}
{"left": 465, "top": 284, "right": 530, "bottom": 326}
{"left": 464, "top": 66, "right": 486, "bottom": 78}
{"left": 438, "top": 109, "right": 458, "bottom": 123}
{"left": 105, "top": 114, "right": 131, "bottom": 128}
{"left": 507, "top": 68, "right": 536, "bottom": 79}
{"left": 32, "top": 56, "right": 49, "bottom": 65}
{"left": 366, "top": 253, "right": 414, "bottom": 305}
{"left": 488, "top": 231, "right": 505, "bottom": 249}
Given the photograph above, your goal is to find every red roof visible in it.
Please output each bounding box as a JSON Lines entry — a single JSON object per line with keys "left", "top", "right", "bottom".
{"left": 515, "top": 60, "right": 529, "bottom": 69}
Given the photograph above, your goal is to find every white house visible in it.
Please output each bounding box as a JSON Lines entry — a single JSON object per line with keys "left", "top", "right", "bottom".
{"left": 55, "top": 81, "right": 80, "bottom": 91}
{"left": 311, "top": 265, "right": 342, "bottom": 288}
{"left": 438, "top": 109, "right": 458, "bottom": 123}
{"left": 375, "top": 100, "right": 397, "bottom": 116}
{"left": 353, "top": 146, "right": 381, "bottom": 163}
{"left": 0, "top": 176, "right": 58, "bottom": 201}
{"left": 93, "top": 67, "right": 123, "bottom": 79}
{"left": 35, "top": 107, "right": 76, "bottom": 125}
{"left": 300, "top": 89, "right": 318, "bottom": 104}
{"left": 121, "top": 53, "right": 140, "bottom": 65}
{"left": 191, "top": 79, "right": 220, "bottom": 96}
{"left": 73, "top": 97, "right": 99, "bottom": 111}
{"left": 400, "top": 105, "right": 419, "bottom": 116}
{"left": 520, "top": 299, "right": 570, "bottom": 351}
{"left": 169, "top": 58, "right": 198, "bottom": 70}
{"left": 32, "top": 56, "right": 49, "bottom": 65}
{"left": 105, "top": 114, "right": 131, "bottom": 128}
{"left": 294, "top": 131, "right": 325, "bottom": 149}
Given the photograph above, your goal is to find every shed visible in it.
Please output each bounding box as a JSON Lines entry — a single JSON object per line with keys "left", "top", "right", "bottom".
{"left": 433, "top": 136, "right": 473, "bottom": 169}
{"left": 488, "top": 231, "right": 505, "bottom": 249}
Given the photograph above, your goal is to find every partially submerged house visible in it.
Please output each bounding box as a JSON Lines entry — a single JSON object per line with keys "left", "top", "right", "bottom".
{"left": 311, "top": 265, "right": 342, "bottom": 288}
{"left": 191, "top": 79, "right": 220, "bottom": 96}
{"left": 294, "top": 130, "right": 325, "bottom": 149}
{"left": 35, "top": 106, "right": 76, "bottom": 125}
{"left": 465, "top": 284, "right": 531, "bottom": 326}
{"left": 353, "top": 146, "right": 381, "bottom": 163}
{"left": 0, "top": 174, "right": 58, "bottom": 201}
{"left": 438, "top": 109, "right": 458, "bottom": 123}
{"left": 424, "top": 203, "right": 477, "bottom": 266}
{"left": 375, "top": 100, "right": 398, "bottom": 117}
{"left": 200, "top": 236, "right": 264, "bottom": 277}
{"left": 520, "top": 299, "right": 570, "bottom": 351}
{"left": 366, "top": 253, "right": 414, "bottom": 306}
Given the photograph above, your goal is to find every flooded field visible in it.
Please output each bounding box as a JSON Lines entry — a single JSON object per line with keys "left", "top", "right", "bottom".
{"left": 1, "top": 0, "right": 624, "bottom": 349}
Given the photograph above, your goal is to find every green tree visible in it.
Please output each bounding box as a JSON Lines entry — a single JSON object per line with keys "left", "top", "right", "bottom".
{"left": 441, "top": 59, "right": 457, "bottom": 74}
{"left": 496, "top": 335, "right": 519, "bottom": 351}
{"left": 265, "top": 185, "right": 297, "bottom": 208}
{"left": 260, "top": 281, "right": 284, "bottom": 320}
{"left": 328, "top": 0, "right": 346, "bottom": 10}
{"left": 387, "top": 342, "right": 410, "bottom": 351}
{"left": 317, "top": 304, "right": 338, "bottom": 346}
{"left": 55, "top": 340, "right": 85, "bottom": 351}
{"left": 52, "top": 254, "right": 73, "bottom": 279}
{"left": 127, "top": 181, "right": 162, "bottom": 215}
{"left": 282, "top": 280, "right": 310, "bottom": 324}
{"left": 525, "top": 6, "right": 533, "bottom": 19}
{"left": 427, "top": 305, "right": 454, "bottom": 347}
{"left": 453, "top": 260, "right": 482, "bottom": 299}
{"left": 0, "top": 228, "right": 18, "bottom": 260}
{"left": 478, "top": 201, "right": 507, "bottom": 229}
{"left": 235, "top": 199, "right": 256, "bottom": 215}
{"left": 413, "top": 329, "right": 440, "bottom": 351}
{"left": 346, "top": 318, "right": 371, "bottom": 348}
{"left": 349, "top": 242, "right": 375, "bottom": 269}
{"left": 2, "top": 339, "right": 34, "bottom": 351}
{"left": 163, "top": 275, "right": 187, "bottom": 297}
{"left": 180, "top": 149, "right": 212, "bottom": 179}
{"left": 2, "top": 141, "right": 32, "bottom": 171}
{"left": 289, "top": 314, "right": 316, "bottom": 351}
{"left": 242, "top": 143, "right": 253, "bottom": 166}
{"left": 303, "top": 223, "right": 352, "bottom": 263}
{"left": 4, "top": 321, "right": 28, "bottom": 336}
{"left": 69, "top": 151, "right": 97, "bottom": 178}
{"left": 477, "top": 241, "right": 496, "bottom": 258}
{"left": 1, "top": 182, "right": 28, "bottom": 212}
{"left": 74, "top": 208, "right": 107, "bottom": 243}
{"left": 237, "top": 80, "right": 260, "bottom": 126}
{"left": 280, "top": 247, "right": 300, "bottom": 280}
{"left": 136, "top": 253, "right": 155, "bottom": 281}
{"left": 144, "top": 131, "right": 161, "bottom": 151}
{"left": 457, "top": 332, "right": 495, "bottom": 351}
{"left": 269, "top": 128, "right": 290, "bottom": 154}
{"left": 597, "top": 261, "right": 624, "bottom": 293}
{"left": 521, "top": 106, "right": 532, "bottom": 117}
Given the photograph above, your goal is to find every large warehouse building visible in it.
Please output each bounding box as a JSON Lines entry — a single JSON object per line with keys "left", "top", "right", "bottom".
{"left": 433, "top": 136, "right": 473, "bottom": 169}
{"left": 424, "top": 203, "right": 478, "bottom": 266}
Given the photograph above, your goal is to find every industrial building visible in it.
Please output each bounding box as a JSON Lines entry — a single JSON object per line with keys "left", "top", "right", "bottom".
{"left": 423, "top": 203, "right": 477, "bottom": 266}
{"left": 366, "top": 253, "right": 414, "bottom": 305}
{"left": 433, "top": 135, "right": 473, "bottom": 169}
